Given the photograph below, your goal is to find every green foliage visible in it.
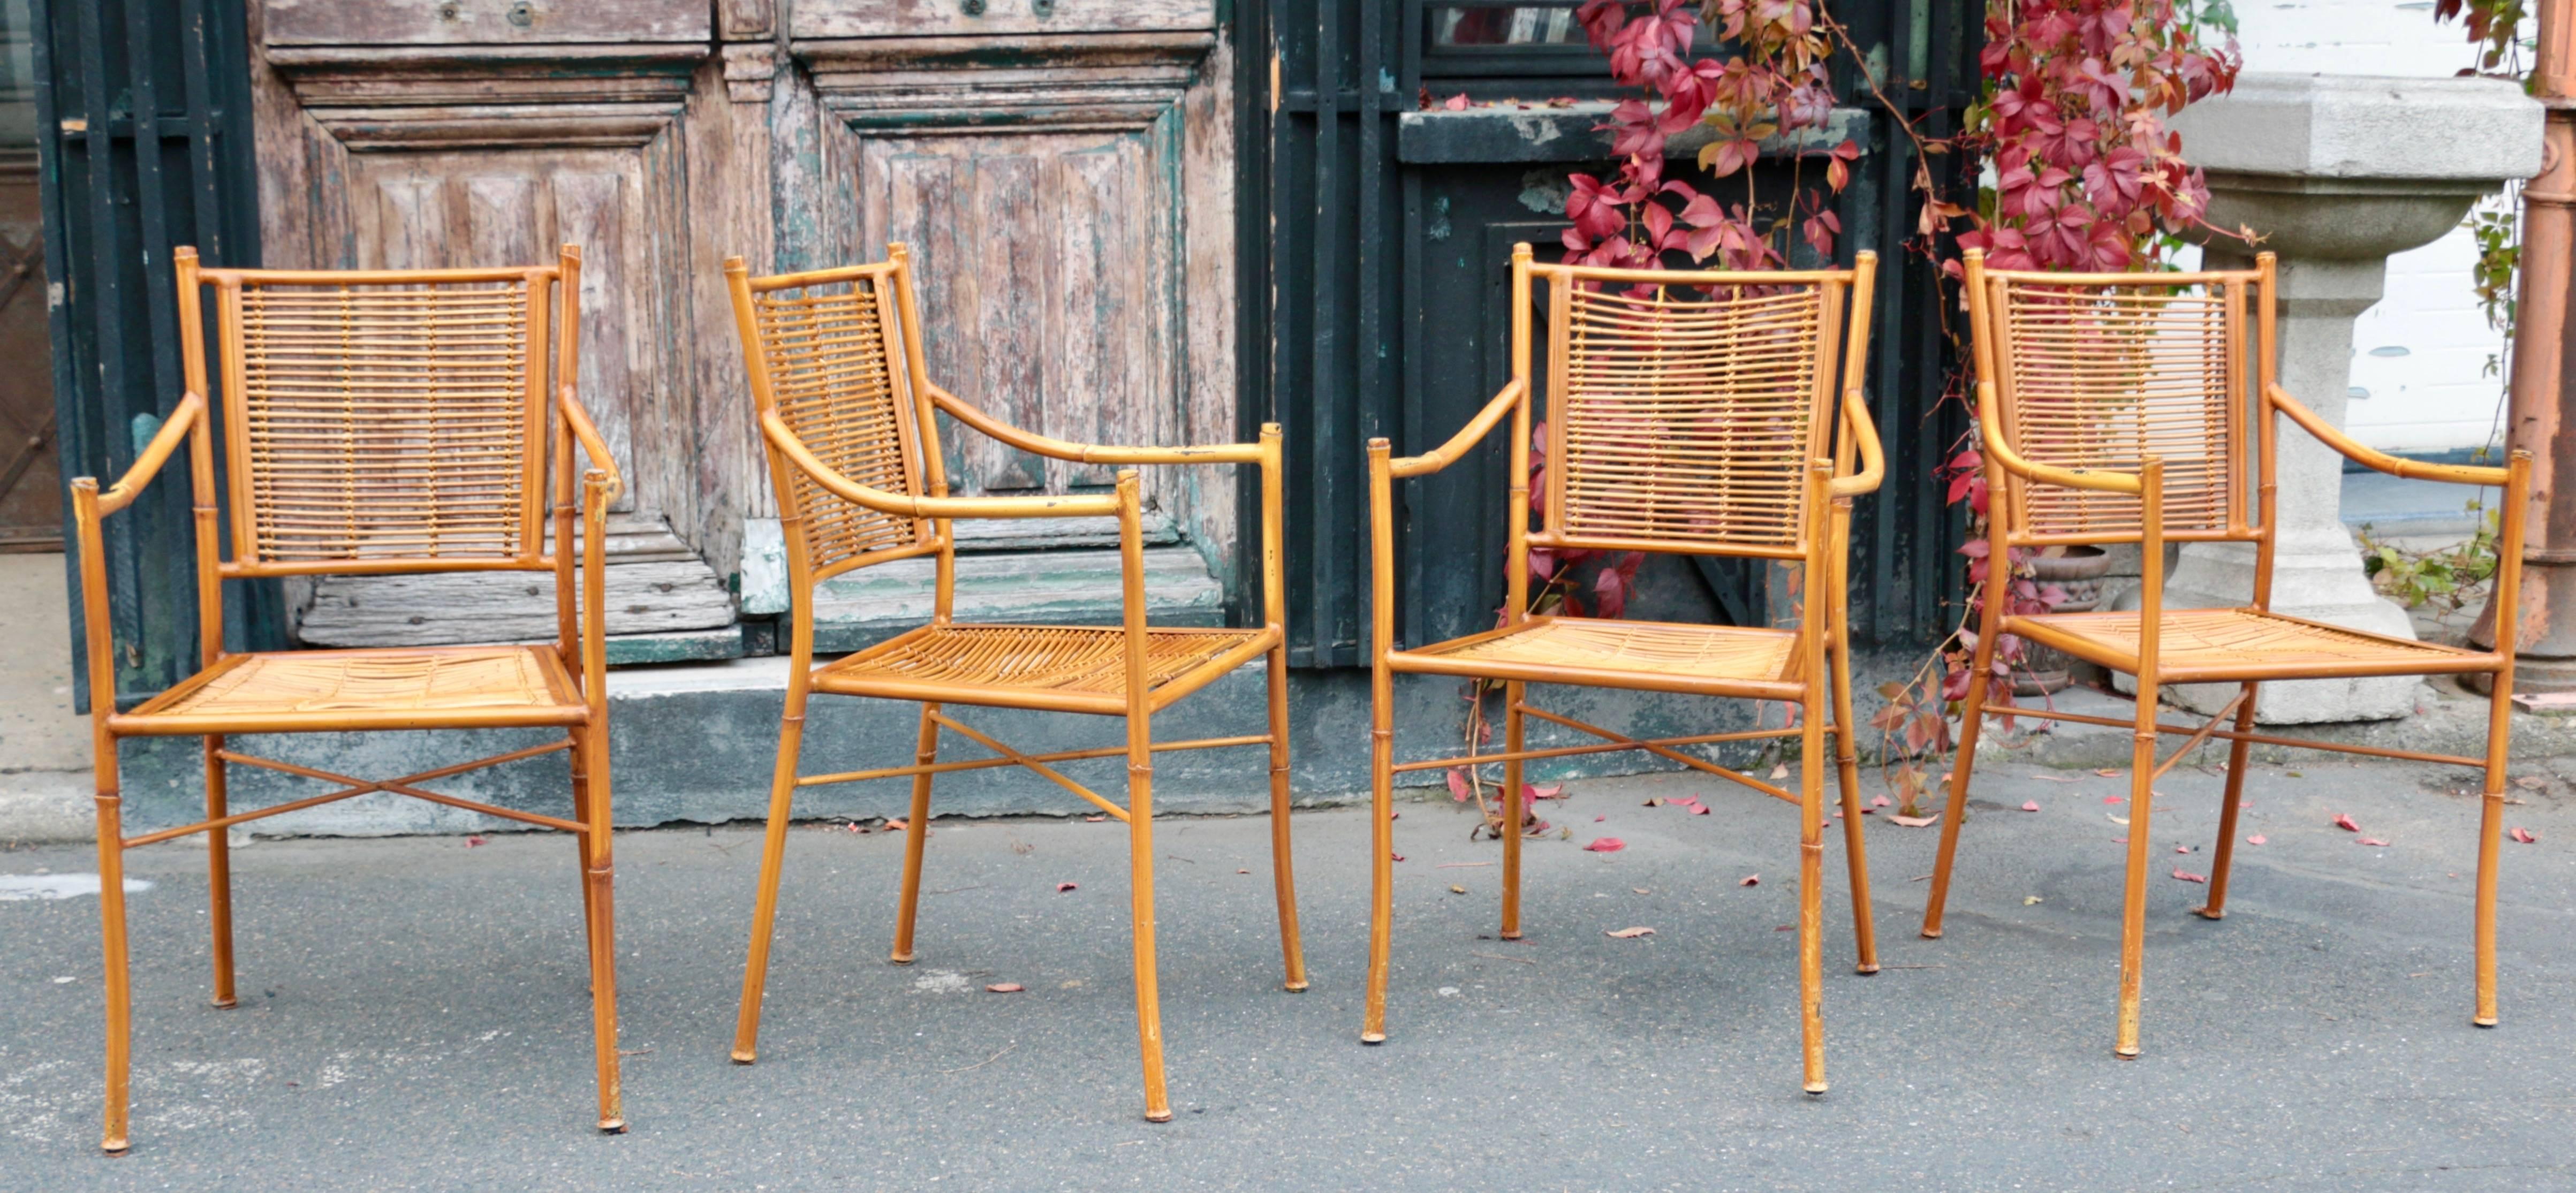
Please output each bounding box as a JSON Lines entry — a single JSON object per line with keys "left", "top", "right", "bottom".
{"left": 2359, "top": 506, "right": 2501, "bottom": 611}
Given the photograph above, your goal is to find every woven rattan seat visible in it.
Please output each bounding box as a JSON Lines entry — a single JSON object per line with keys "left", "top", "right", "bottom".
{"left": 813, "top": 625, "right": 1266, "bottom": 712}
{"left": 1391, "top": 616, "right": 1802, "bottom": 696}
{"left": 2013, "top": 607, "right": 2482, "bottom": 683}
{"left": 119, "top": 646, "right": 586, "bottom": 735}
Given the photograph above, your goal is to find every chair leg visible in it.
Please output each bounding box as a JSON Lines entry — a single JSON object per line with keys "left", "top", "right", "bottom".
{"left": 2475, "top": 666, "right": 2514, "bottom": 1028}
{"left": 1920, "top": 630, "right": 2001, "bottom": 939}
{"left": 1826, "top": 633, "right": 1879, "bottom": 974}
{"left": 2113, "top": 689, "right": 2161, "bottom": 1059}
{"left": 2196, "top": 682, "right": 2260, "bottom": 921}
{"left": 95, "top": 761, "right": 132, "bottom": 1154}
{"left": 570, "top": 728, "right": 597, "bottom": 958}
{"left": 1265, "top": 646, "right": 1309, "bottom": 991}
{"left": 579, "top": 725, "right": 625, "bottom": 1133}
{"left": 204, "top": 735, "right": 237, "bottom": 1009}
{"left": 1499, "top": 681, "right": 1525, "bottom": 941}
{"left": 731, "top": 688, "right": 809, "bottom": 1063}
{"left": 1362, "top": 670, "right": 1396, "bottom": 1044}
{"left": 1797, "top": 680, "right": 1830, "bottom": 1095}
{"left": 1127, "top": 723, "right": 1173, "bottom": 1122}
{"left": 891, "top": 702, "right": 942, "bottom": 965}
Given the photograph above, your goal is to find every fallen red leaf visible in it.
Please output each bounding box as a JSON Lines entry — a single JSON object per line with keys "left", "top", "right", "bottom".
{"left": 1084, "top": 815, "right": 1105, "bottom": 823}
{"left": 887, "top": 817, "right": 909, "bottom": 832}
{"left": 2332, "top": 813, "right": 2361, "bottom": 833}
{"left": 2094, "top": 769, "right": 2122, "bottom": 778}
{"left": 1739, "top": 874, "right": 1760, "bottom": 886}
{"left": 2102, "top": 795, "right": 2123, "bottom": 804}
{"left": 2172, "top": 869, "right": 2207, "bottom": 884}
{"left": 1594, "top": 815, "right": 1606, "bottom": 822}
{"left": 465, "top": 835, "right": 486, "bottom": 847}
{"left": 1870, "top": 795, "right": 1892, "bottom": 808}
{"left": 2174, "top": 845, "right": 2192, "bottom": 854}
{"left": 1690, "top": 804, "right": 1709, "bottom": 816}
{"left": 2247, "top": 834, "right": 2267, "bottom": 846}
{"left": 2021, "top": 801, "right": 2041, "bottom": 812}
{"left": 2512, "top": 827, "right": 2539, "bottom": 844}
{"left": 1604, "top": 925, "right": 1654, "bottom": 938}
{"left": 1392, "top": 853, "right": 1406, "bottom": 862}
{"left": 1526, "top": 783, "right": 1566, "bottom": 801}
{"left": 2358, "top": 837, "right": 2391, "bottom": 847}
{"left": 1583, "top": 837, "right": 1626, "bottom": 853}
{"left": 1773, "top": 924, "right": 1795, "bottom": 932}
{"left": 1887, "top": 814, "right": 1939, "bottom": 828}
{"left": 1641, "top": 797, "right": 1663, "bottom": 807}
{"left": 1056, "top": 882, "right": 1078, "bottom": 893}
{"left": 985, "top": 983, "right": 1024, "bottom": 993}
{"left": 1444, "top": 92, "right": 1470, "bottom": 110}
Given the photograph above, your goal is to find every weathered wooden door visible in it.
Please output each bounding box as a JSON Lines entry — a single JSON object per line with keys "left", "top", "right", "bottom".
{"left": 0, "top": 0, "right": 55, "bottom": 551}
{"left": 239, "top": 0, "right": 1240, "bottom": 652}
{"left": 244, "top": 0, "right": 741, "bottom": 658}
{"left": 731, "top": 1, "right": 1240, "bottom": 640}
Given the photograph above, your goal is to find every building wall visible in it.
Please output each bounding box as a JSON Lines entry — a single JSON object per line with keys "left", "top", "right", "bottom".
{"left": 2225, "top": 0, "right": 2516, "bottom": 454}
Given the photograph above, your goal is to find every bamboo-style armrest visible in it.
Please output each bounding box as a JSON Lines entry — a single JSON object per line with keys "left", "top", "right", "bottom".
{"left": 1389, "top": 379, "right": 1526, "bottom": 479}
{"left": 84, "top": 393, "right": 206, "bottom": 517}
{"left": 2267, "top": 383, "right": 2510, "bottom": 487}
{"left": 1828, "top": 388, "right": 1884, "bottom": 498}
{"left": 762, "top": 411, "right": 1120, "bottom": 520}
{"left": 925, "top": 383, "right": 1263, "bottom": 466}
{"left": 559, "top": 389, "right": 625, "bottom": 503}
{"left": 1976, "top": 381, "right": 2145, "bottom": 496}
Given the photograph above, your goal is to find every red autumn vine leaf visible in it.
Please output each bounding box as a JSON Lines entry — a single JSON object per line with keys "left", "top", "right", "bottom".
{"left": 1584, "top": 837, "right": 1628, "bottom": 853}
{"left": 2333, "top": 813, "right": 2362, "bottom": 833}
{"left": 2171, "top": 869, "right": 2207, "bottom": 884}
{"left": 2512, "top": 827, "right": 2539, "bottom": 844}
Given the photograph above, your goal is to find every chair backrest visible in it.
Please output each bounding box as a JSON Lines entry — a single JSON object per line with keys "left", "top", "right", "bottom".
{"left": 180, "top": 249, "right": 579, "bottom": 574}
{"left": 1967, "top": 252, "right": 2271, "bottom": 545}
{"left": 1525, "top": 255, "right": 1873, "bottom": 560}
{"left": 725, "top": 249, "right": 944, "bottom": 578}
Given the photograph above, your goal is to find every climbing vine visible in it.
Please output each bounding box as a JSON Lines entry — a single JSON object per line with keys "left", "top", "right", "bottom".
{"left": 1565, "top": 0, "right": 2238, "bottom": 816}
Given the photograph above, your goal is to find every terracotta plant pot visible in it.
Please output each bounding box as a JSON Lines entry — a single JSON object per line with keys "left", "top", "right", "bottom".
{"left": 2028, "top": 544, "right": 2113, "bottom": 612}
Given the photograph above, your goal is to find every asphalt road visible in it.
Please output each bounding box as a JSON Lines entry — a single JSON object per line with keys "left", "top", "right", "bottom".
{"left": 3, "top": 757, "right": 2572, "bottom": 1190}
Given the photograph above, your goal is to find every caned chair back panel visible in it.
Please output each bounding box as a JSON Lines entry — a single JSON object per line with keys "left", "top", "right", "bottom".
{"left": 742, "top": 264, "right": 930, "bottom": 572}
{"left": 207, "top": 267, "right": 555, "bottom": 571}
{"left": 1987, "top": 273, "right": 2252, "bottom": 541}
{"left": 1539, "top": 267, "right": 1844, "bottom": 557}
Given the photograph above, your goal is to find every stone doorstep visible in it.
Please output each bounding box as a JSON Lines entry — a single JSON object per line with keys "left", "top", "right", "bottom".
{"left": 27, "top": 659, "right": 1819, "bottom": 844}
{"left": 1966, "top": 678, "right": 2576, "bottom": 774}
{"left": 18, "top": 657, "right": 2571, "bottom": 844}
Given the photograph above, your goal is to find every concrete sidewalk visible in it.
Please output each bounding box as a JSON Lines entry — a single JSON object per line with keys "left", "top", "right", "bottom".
{"left": 3, "top": 759, "right": 2571, "bottom": 1190}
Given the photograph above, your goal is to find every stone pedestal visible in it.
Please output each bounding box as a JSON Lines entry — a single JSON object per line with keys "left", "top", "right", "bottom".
{"left": 2122, "top": 74, "right": 2542, "bottom": 723}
